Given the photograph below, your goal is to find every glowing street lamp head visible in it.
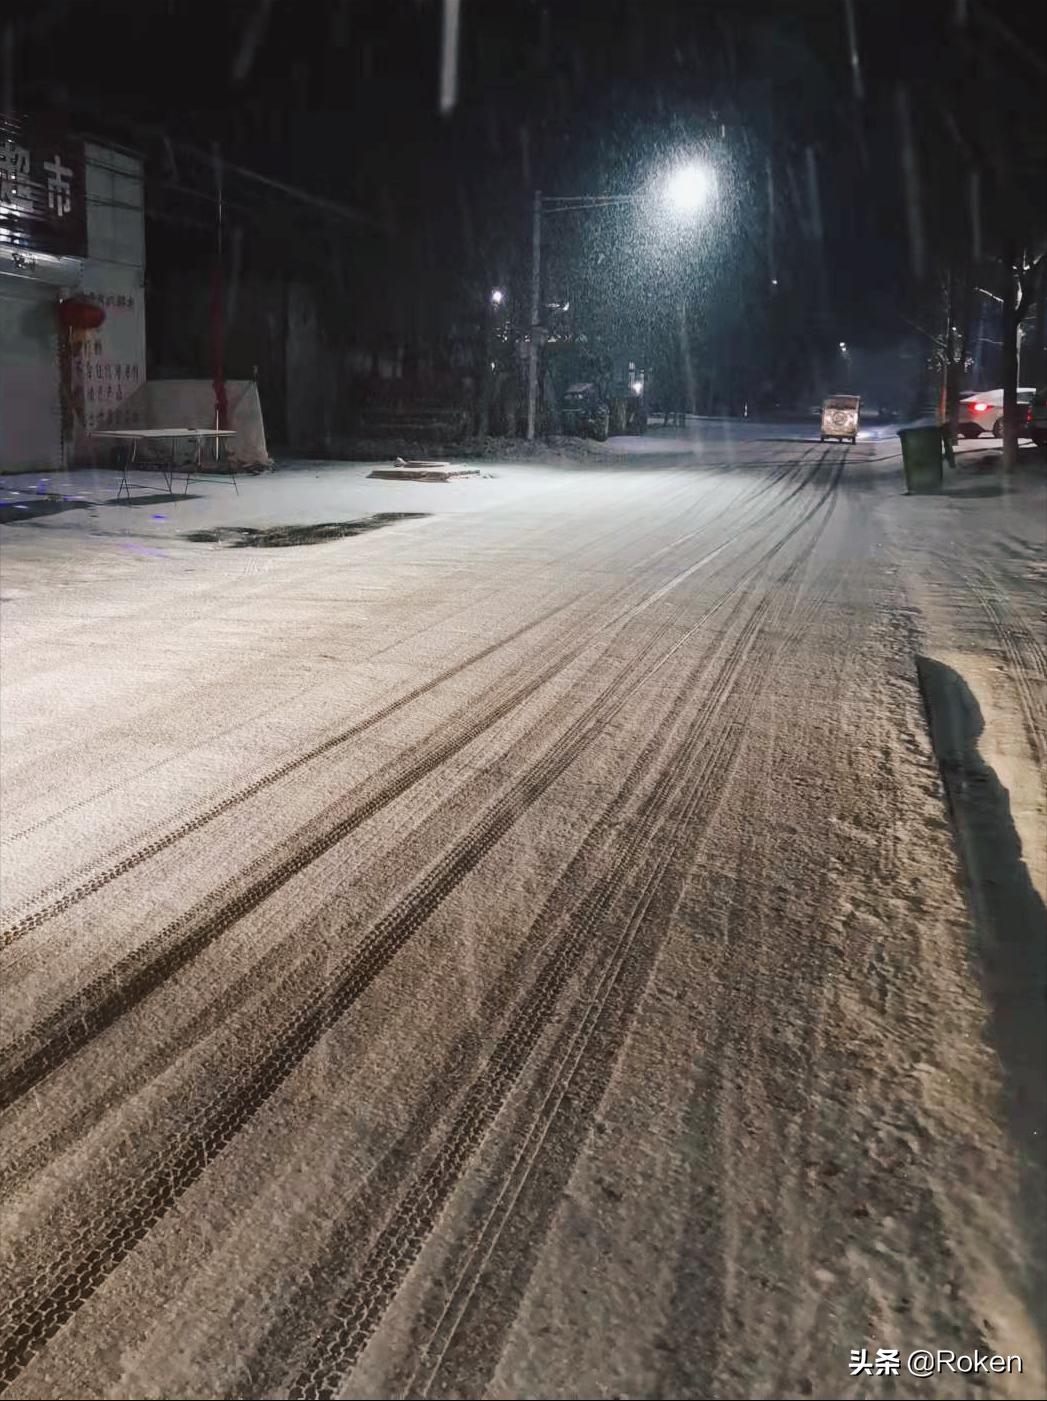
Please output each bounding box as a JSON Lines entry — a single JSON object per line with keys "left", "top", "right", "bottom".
{"left": 663, "top": 163, "right": 715, "bottom": 215}
{"left": 490, "top": 288, "right": 505, "bottom": 306}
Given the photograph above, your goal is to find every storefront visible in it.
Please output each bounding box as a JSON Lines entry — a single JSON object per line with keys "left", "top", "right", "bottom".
{"left": 1, "top": 116, "right": 145, "bottom": 471}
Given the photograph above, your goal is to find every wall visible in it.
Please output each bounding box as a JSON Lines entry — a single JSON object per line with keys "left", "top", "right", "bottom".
{"left": 0, "top": 138, "right": 145, "bottom": 468}
{"left": 148, "top": 269, "right": 289, "bottom": 446}
{"left": 69, "top": 144, "right": 146, "bottom": 442}
{"left": 0, "top": 116, "right": 88, "bottom": 470}
{"left": 147, "top": 252, "right": 420, "bottom": 455}
{"left": 0, "top": 277, "right": 63, "bottom": 470}
{"left": 285, "top": 281, "right": 328, "bottom": 453}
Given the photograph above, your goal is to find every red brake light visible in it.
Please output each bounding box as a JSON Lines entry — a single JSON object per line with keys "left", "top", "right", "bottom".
{"left": 970, "top": 402, "right": 989, "bottom": 411}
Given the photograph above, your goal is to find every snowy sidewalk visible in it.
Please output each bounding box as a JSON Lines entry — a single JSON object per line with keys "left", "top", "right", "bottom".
{"left": 881, "top": 439, "right": 1046, "bottom": 904}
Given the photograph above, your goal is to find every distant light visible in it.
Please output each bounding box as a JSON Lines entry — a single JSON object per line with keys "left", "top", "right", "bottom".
{"left": 631, "top": 380, "right": 643, "bottom": 395}
{"left": 490, "top": 288, "right": 505, "bottom": 306}
{"left": 663, "top": 163, "right": 715, "bottom": 216}
{"left": 839, "top": 341, "right": 847, "bottom": 350}
{"left": 771, "top": 277, "right": 778, "bottom": 286}
{"left": 562, "top": 300, "right": 569, "bottom": 311}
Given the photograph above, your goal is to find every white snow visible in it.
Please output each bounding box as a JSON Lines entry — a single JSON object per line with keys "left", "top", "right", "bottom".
{"left": 0, "top": 424, "right": 1043, "bottom": 1400}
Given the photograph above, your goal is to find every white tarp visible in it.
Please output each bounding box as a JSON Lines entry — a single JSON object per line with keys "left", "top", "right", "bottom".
{"left": 84, "top": 379, "right": 273, "bottom": 467}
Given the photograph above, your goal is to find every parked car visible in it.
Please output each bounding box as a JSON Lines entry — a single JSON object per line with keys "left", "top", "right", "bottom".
{"left": 959, "top": 388, "right": 1035, "bottom": 438}
{"left": 1026, "top": 387, "right": 1047, "bottom": 449}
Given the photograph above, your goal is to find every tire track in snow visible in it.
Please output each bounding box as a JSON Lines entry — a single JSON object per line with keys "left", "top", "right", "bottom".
{"left": 0, "top": 602, "right": 574, "bottom": 945}
{"left": 280, "top": 455, "right": 846, "bottom": 1400}
{"left": 0, "top": 450, "right": 812, "bottom": 944}
{"left": 411, "top": 493, "right": 845, "bottom": 1401}
{"left": 0, "top": 576, "right": 712, "bottom": 1391}
{"left": 0, "top": 458, "right": 842, "bottom": 1392}
{"left": 961, "top": 560, "right": 1047, "bottom": 771}
{"left": 0, "top": 466, "right": 806, "bottom": 1193}
{"left": 0, "top": 456, "right": 827, "bottom": 1110}
{"left": 0, "top": 598, "right": 659, "bottom": 1110}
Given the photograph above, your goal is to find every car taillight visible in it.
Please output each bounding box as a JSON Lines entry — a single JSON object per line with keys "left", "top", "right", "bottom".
{"left": 970, "top": 401, "right": 990, "bottom": 411}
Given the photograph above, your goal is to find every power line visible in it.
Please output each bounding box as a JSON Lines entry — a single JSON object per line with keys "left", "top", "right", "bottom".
{"left": 71, "top": 109, "right": 392, "bottom": 233}
{"left": 11, "top": 85, "right": 391, "bottom": 234}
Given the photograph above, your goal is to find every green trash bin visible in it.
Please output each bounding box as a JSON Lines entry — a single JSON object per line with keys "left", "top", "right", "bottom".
{"left": 898, "top": 425, "right": 944, "bottom": 493}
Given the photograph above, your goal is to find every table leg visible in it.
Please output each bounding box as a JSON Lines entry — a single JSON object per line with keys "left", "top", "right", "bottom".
{"left": 217, "top": 434, "right": 238, "bottom": 492}
{"left": 116, "top": 439, "right": 135, "bottom": 502}
{"left": 184, "top": 436, "right": 203, "bottom": 496}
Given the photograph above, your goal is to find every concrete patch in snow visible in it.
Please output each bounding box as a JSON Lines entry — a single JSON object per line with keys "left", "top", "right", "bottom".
{"left": 370, "top": 460, "right": 485, "bottom": 482}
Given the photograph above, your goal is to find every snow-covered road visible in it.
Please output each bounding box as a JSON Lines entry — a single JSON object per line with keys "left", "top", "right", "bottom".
{"left": 1, "top": 429, "right": 1044, "bottom": 1399}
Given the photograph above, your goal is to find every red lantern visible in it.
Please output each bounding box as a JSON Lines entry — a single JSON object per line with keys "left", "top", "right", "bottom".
{"left": 59, "top": 298, "right": 106, "bottom": 331}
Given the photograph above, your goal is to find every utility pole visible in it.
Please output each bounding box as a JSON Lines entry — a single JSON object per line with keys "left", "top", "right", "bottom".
{"left": 938, "top": 266, "right": 953, "bottom": 430}
{"left": 211, "top": 142, "right": 228, "bottom": 444}
{"left": 480, "top": 292, "right": 494, "bottom": 437}
{"left": 523, "top": 176, "right": 695, "bottom": 438}
{"left": 526, "top": 188, "right": 541, "bottom": 441}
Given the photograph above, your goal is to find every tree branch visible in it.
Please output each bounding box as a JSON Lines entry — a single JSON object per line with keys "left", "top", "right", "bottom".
{"left": 1015, "top": 249, "right": 1046, "bottom": 323}
{"left": 896, "top": 311, "right": 947, "bottom": 350}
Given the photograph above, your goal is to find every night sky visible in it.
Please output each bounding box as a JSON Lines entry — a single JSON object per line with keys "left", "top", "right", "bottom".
{"left": 12, "top": 0, "right": 1047, "bottom": 395}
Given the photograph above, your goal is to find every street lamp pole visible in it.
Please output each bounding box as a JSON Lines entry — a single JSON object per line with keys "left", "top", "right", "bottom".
{"left": 527, "top": 188, "right": 542, "bottom": 441}
{"left": 527, "top": 189, "right": 631, "bottom": 442}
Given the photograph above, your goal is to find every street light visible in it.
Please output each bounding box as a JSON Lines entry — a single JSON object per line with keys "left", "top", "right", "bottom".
{"left": 490, "top": 288, "right": 505, "bottom": 306}
{"left": 662, "top": 162, "right": 715, "bottom": 216}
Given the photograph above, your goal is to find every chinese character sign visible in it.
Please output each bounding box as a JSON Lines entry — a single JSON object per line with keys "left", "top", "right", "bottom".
{"left": 0, "top": 114, "right": 86, "bottom": 257}
{"left": 69, "top": 289, "right": 146, "bottom": 434}
{"left": 44, "top": 154, "right": 74, "bottom": 216}
{"left": 0, "top": 140, "right": 31, "bottom": 213}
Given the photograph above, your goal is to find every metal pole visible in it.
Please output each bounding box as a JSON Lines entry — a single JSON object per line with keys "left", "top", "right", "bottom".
{"left": 526, "top": 189, "right": 541, "bottom": 441}
{"left": 211, "top": 142, "right": 228, "bottom": 443}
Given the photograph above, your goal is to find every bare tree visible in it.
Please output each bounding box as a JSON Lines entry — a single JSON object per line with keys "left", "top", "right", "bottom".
{"left": 1000, "top": 246, "right": 1046, "bottom": 467}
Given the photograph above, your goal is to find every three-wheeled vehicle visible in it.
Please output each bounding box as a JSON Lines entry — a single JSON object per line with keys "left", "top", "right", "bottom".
{"left": 820, "top": 395, "right": 861, "bottom": 444}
